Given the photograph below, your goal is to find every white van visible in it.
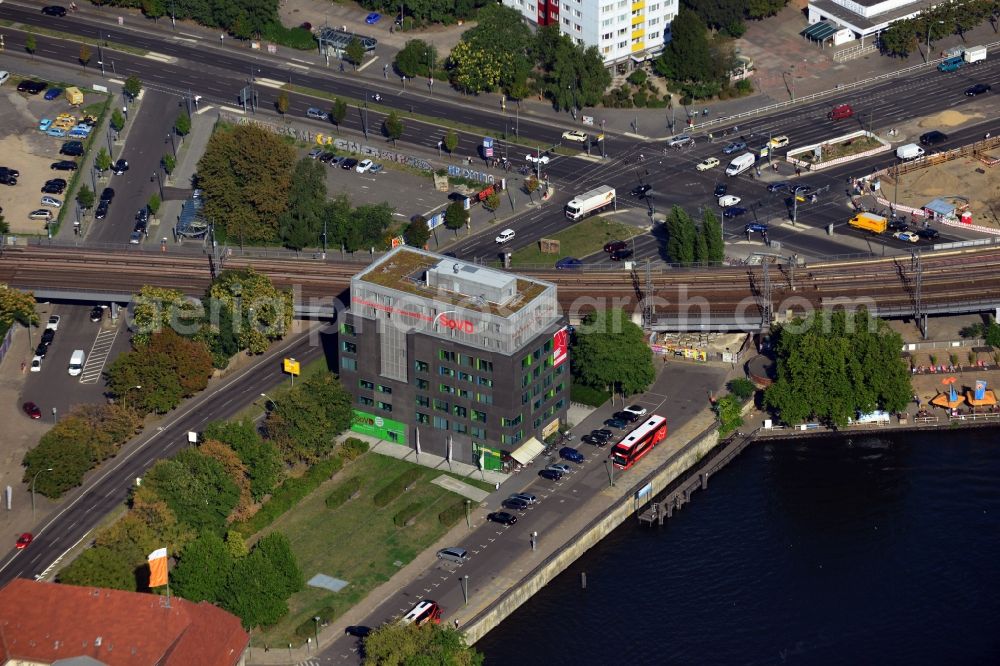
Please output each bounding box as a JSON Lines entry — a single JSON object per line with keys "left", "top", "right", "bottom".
{"left": 495, "top": 228, "right": 515, "bottom": 244}
{"left": 896, "top": 143, "right": 925, "bottom": 160}
{"left": 725, "top": 152, "right": 755, "bottom": 177}
{"left": 68, "top": 349, "right": 85, "bottom": 376}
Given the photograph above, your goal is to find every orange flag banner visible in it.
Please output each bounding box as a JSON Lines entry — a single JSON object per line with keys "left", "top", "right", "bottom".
{"left": 148, "top": 548, "right": 168, "bottom": 588}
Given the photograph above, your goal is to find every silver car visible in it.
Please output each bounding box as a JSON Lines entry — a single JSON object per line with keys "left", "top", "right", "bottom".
{"left": 41, "top": 195, "right": 63, "bottom": 208}
{"left": 509, "top": 493, "right": 538, "bottom": 505}
{"left": 546, "top": 463, "right": 572, "bottom": 474}
{"left": 436, "top": 547, "right": 470, "bottom": 564}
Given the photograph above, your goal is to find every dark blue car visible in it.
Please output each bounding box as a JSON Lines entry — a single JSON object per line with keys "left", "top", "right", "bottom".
{"left": 723, "top": 141, "right": 747, "bottom": 155}
{"left": 44, "top": 87, "right": 63, "bottom": 101}
{"left": 556, "top": 257, "right": 582, "bottom": 270}
{"left": 559, "top": 447, "right": 585, "bottom": 463}
{"left": 745, "top": 222, "right": 769, "bottom": 234}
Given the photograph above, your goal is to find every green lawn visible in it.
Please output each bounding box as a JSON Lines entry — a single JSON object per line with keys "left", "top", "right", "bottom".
{"left": 510, "top": 216, "right": 641, "bottom": 267}
{"left": 253, "top": 453, "right": 491, "bottom": 646}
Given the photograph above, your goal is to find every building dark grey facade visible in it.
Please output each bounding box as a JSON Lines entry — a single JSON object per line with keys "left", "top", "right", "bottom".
{"left": 339, "top": 247, "right": 569, "bottom": 470}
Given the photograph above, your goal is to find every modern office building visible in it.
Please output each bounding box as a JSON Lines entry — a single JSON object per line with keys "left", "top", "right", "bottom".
{"left": 340, "top": 247, "right": 569, "bottom": 471}
{"left": 803, "top": 0, "right": 928, "bottom": 44}
{"left": 503, "top": 0, "right": 678, "bottom": 71}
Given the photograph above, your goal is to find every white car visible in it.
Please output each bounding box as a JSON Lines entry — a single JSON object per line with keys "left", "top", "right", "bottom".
{"left": 769, "top": 135, "right": 790, "bottom": 148}
{"left": 45, "top": 315, "right": 60, "bottom": 331}
{"left": 893, "top": 231, "right": 919, "bottom": 243}
{"left": 30, "top": 355, "right": 42, "bottom": 372}
{"left": 561, "top": 130, "right": 588, "bottom": 143}
{"left": 495, "top": 229, "right": 515, "bottom": 244}
{"left": 667, "top": 134, "right": 693, "bottom": 147}
{"left": 696, "top": 157, "right": 720, "bottom": 171}
{"left": 356, "top": 158, "right": 373, "bottom": 173}
{"left": 623, "top": 404, "right": 648, "bottom": 417}
{"left": 718, "top": 194, "right": 742, "bottom": 207}
{"left": 526, "top": 153, "right": 550, "bottom": 165}
{"left": 41, "top": 195, "right": 63, "bottom": 208}
{"left": 0, "top": 71, "right": 9, "bottom": 86}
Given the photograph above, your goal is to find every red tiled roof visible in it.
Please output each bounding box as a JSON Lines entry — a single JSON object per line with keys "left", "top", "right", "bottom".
{"left": 0, "top": 579, "right": 248, "bottom": 666}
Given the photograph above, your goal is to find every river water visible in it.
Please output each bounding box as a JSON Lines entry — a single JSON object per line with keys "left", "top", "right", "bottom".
{"left": 479, "top": 429, "right": 1000, "bottom": 665}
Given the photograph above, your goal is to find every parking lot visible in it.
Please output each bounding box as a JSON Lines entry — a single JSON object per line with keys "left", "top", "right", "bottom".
{"left": 21, "top": 303, "right": 131, "bottom": 419}
{"left": 0, "top": 78, "right": 100, "bottom": 235}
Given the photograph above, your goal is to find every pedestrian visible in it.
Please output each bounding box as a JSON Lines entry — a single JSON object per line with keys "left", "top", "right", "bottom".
{"left": 21, "top": 360, "right": 26, "bottom": 374}
{"left": 795, "top": 167, "right": 802, "bottom": 177}
{"left": 494, "top": 482, "right": 500, "bottom": 491}
{"left": 339, "top": 61, "right": 345, "bottom": 72}
{"left": 383, "top": 63, "right": 388, "bottom": 78}
{"left": 454, "top": 619, "right": 459, "bottom": 629}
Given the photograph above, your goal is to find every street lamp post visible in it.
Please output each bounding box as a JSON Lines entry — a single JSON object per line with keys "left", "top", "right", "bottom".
{"left": 166, "top": 132, "right": 176, "bottom": 158}
{"left": 465, "top": 498, "right": 471, "bottom": 528}
{"left": 924, "top": 20, "right": 945, "bottom": 64}
{"left": 530, "top": 531, "right": 537, "bottom": 551}
{"left": 152, "top": 171, "right": 164, "bottom": 199}
{"left": 261, "top": 392, "right": 277, "bottom": 410}
{"left": 461, "top": 574, "right": 469, "bottom": 605}
{"left": 31, "top": 468, "right": 53, "bottom": 519}
{"left": 124, "top": 384, "right": 142, "bottom": 411}
{"left": 313, "top": 616, "right": 321, "bottom": 648}
{"left": 604, "top": 459, "right": 615, "bottom": 487}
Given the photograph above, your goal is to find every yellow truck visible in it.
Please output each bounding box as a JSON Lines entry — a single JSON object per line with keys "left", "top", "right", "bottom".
{"left": 64, "top": 87, "right": 83, "bottom": 106}
{"left": 849, "top": 212, "right": 887, "bottom": 234}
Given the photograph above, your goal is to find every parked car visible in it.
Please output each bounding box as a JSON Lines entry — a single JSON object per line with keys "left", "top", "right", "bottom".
{"left": 356, "top": 158, "right": 374, "bottom": 173}
{"left": 129, "top": 230, "right": 143, "bottom": 244}
{"left": 95, "top": 200, "right": 109, "bottom": 219}
{"left": 888, "top": 218, "right": 908, "bottom": 232}
{"left": 0, "top": 71, "right": 9, "bottom": 86}
{"left": 30, "top": 355, "right": 42, "bottom": 372}
{"left": 42, "top": 179, "right": 66, "bottom": 194}
{"left": 16, "top": 533, "right": 33, "bottom": 550}
{"left": 562, "top": 130, "right": 588, "bottom": 143}
{"left": 345, "top": 626, "right": 372, "bottom": 638}
{"left": 38, "top": 118, "right": 53, "bottom": 131}
{"left": 555, "top": 256, "right": 582, "bottom": 270}
{"left": 509, "top": 493, "right": 538, "bottom": 505}
{"left": 623, "top": 405, "right": 648, "bottom": 417}
{"left": 559, "top": 447, "right": 585, "bottom": 463}
{"left": 44, "top": 87, "right": 64, "bottom": 101}
{"left": 50, "top": 160, "right": 77, "bottom": 171}
{"left": 723, "top": 206, "right": 748, "bottom": 218}
{"left": 100, "top": 187, "right": 115, "bottom": 202}
{"left": 582, "top": 434, "right": 607, "bottom": 446}
{"left": 46, "top": 127, "right": 67, "bottom": 138}
{"left": 723, "top": 141, "right": 747, "bottom": 154}
{"left": 112, "top": 159, "right": 129, "bottom": 175}
{"left": 613, "top": 410, "right": 641, "bottom": 423}
{"left": 965, "top": 83, "right": 992, "bottom": 96}
{"left": 340, "top": 158, "right": 359, "bottom": 170}
{"left": 29, "top": 209, "right": 53, "bottom": 221}
{"left": 60, "top": 141, "right": 84, "bottom": 156}
{"left": 893, "top": 231, "right": 920, "bottom": 243}
{"left": 35, "top": 343, "right": 49, "bottom": 358}
{"left": 604, "top": 240, "right": 627, "bottom": 253}
{"left": 90, "top": 305, "right": 106, "bottom": 322}
{"left": 591, "top": 428, "right": 613, "bottom": 440}
{"left": 318, "top": 152, "right": 336, "bottom": 163}
{"left": 714, "top": 183, "right": 727, "bottom": 197}
{"left": 306, "top": 107, "right": 329, "bottom": 121}
{"left": 502, "top": 497, "right": 530, "bottom": 511}
{"left": 630, "top": 183, "right": 652, "bottom": 197}
{"left": 307, "top": 148, "right": 323, "bottom": 159}
{"left": 41, "top": 329, "right": 55, "bottom": 345}
{"left": 696, "top": 157, "right": 720, "bottom": 171}
{"left": 538, "top": 469, "right": 563, "bottom": 481}
{"left": 546, "top": 462, "right": 572, "bottom": 474}
{"left": 0, "top": 172, "right": 16, "bottom": 186}
{"left": 369, "top": 163, "right": 384, "bottom": 174}
{"left": 365, "top": 12, "right": 382, "bottom": 24}
{"left": 17, "top": 80, "right": 47, "bottom": 94}
{"left": 487, "top": 511, "right": 518, "bottom": 525}
{"left": 46, "top": 315, "right": 60, "bottom": 331}
{"left": 916, "top": 228, "right": 940, "bottom": 240}
{"left": 436, "top": 547, "right": 470, "bottom": 563}
{"left": 40, "top": 196, "right": 62, "bottom": 208}
{"left": 604, "top": 417, "right": 628, "bottom": 429}
{"left": 610, "top": 248, "right": 633, "bottom": 261}
{"left": 22, "top": 402, "right": 42, "bottom": 419}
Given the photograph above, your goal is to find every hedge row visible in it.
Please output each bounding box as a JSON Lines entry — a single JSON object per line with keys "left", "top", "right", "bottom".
{"left": 570, "top": 382, "right": 611, "bottom": 407}
{"left": 339, "top": 437, "right": 369, "bottom": 462}
{"left": 373, "top": 468, "right": 423, "bottom": 507}
{"left": 294, "top": 605, "right": 336, "bottom": 639}
{"left": 234, "top": 455, "right": 343, "bottom": 534}
{"left": 393, "top": 502, "right": 424, "bottom": 527}
{"left": 325, "top": 476, "right": 362, "bottom": 509}
{"left": 438, "top": 499, "right": 468, "bottom": 527}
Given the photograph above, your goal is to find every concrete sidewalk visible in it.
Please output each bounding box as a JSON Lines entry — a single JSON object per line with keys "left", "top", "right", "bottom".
{"left": 156, "top": 105, "right": 216, "bottom": 246}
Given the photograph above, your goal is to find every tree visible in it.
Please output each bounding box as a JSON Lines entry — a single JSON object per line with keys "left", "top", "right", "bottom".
{"left": 173, "top": 532, "right": 232, "bottom": 602}
{"left": 655, "top": 9, "right": 728, "bottom": 99}
{"left": 665, "top": 206, "right": 696, "bottom": 264}
{"left": 395, "top": 39, "right": 437, "bottom": 78}
{"left": 728, "top": 377, "right": 756, "bottom": 401}
{"left": 262, "top": 372, "right": 353, "bottom": 463}
{"left": 279, "top": 158, "right": 327, "bottom": 250}
{"left": 345, "top": 36, "right": 365, "bottom": 69}
{"left": 444, "top": 201, "right": 468, "bottom": 234}
{"left": 331, "top": 98, "right": 347, "bottom": 133}
{"left": 404, "top": 216, "right": 431, "bottom": 248}
{"left": 200, "top": 439, "right": 253, "bottom": 521}
{"left": 764, "top": 309, "right": 912, "bottom": 427}
{"left": 76, "top": 184, "right": 95, "bottom": 210}
{"left": 105, "top": 328, "right": 213, "bottom": 415}
{"left": 695, "top": 224, "right": 709, "bottom": 263}
{"left": 204, "top": 419, "right": 281, "bottom": 500}
{"left": 110, "top": 109, "right": 125, "bottom": 133}
{"left": 253, "top": 532, "right": 303, "bottom": 595}
{"left": 143, "top": 448, "right": 240, "bottom": 535}
{"left": 162, "top": 153, "right": 176, "bottom": 174}
{"left": 363, "top": 623, "right": 483, "bottom": 666}
{"left": 702, "top": 209, "right": 724, "bottom": 263}
{"left": 124, "top": 75, "right": 143, "bottom": 100}
{"left": 383, "top": 110, "right": 403, "bottom": 146}
{"left": 0, "top": 212, "right": 7, "bottom": 235}
{"left": 147, "top": 192, "right": 161, "bottom": 216}
{"left": 25, "top": 34, "right": 36, "bottom": 59}
{"left": 483, "top": 191, "right": 500, "bottom": 214}
{"left": 715, "top": 394, "right": 743, "bottom": 435}
{"left": 58, "top": 545, "right": 138, "bottom": 591}
{"left": 131, "top": 285, "right": 189, "bottom": 345}
{"left": 79, "top": 43, "right": 92, "bottom": 69}
{"left": 206, "top": 268, "right": 293, "bottom": 354}
{"left": 174, "top": 111, "right": 192, "bottom": 137}
{"left": 444, "top": 129, "right": 458, "bottom": 155}
{"left": 571, "top": 309, "right": 656, "bottom": 396}
{"left": 95, "top": 147, "right": 112, "bottom": 173}
{"left": 535, "top": 29, "right": 611, "bottom": 111}
{"left": 275, "top": 90, "right": 289, "bottom": 116}
{"left": 219, "top": 548, "right": 289, "bottom": 629}
{"left": 197, "top": 124, "right": 295, "bottom": 244}
{"left": 0, "top": 283, "right": 38, "bottom": 330}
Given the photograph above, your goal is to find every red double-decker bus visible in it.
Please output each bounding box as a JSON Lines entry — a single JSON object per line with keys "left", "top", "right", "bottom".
{"left": 610, "top": 415, "right": 668, "bottom": 470}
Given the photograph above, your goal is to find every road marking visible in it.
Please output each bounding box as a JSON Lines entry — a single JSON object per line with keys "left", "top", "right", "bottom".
{"left": 108, "top": 78, "right": 125, "bottom": 85}
{"left": 143, "top": 52, "right": 178, "bottom": 64}
{"left": 358, "top": 55, "right": 378, "bottom": 72}
{"left": 255, "top": 78, "right": 286, "bottom": 89}
{"left": 218, "top": 105, "right": 245, "bottom": 115}
{"left": 79, "top": 326, "right": 121, "bottom": 384}
{"left": 195, "top": 104, "right": 214, "bottom": 115}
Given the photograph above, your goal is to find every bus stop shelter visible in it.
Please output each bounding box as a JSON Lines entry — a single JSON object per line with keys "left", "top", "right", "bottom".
{"left": 316, "top": 27, "right": 378, "bottom": 57}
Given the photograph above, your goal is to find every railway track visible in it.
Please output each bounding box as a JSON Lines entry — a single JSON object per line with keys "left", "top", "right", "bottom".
{"left": 2, "top": 245, "right": 998, "bottom": 317}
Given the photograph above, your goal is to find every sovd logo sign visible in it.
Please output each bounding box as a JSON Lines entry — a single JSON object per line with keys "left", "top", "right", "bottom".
{"left": 439, "top": 315, "right": 474, "bottom": 334}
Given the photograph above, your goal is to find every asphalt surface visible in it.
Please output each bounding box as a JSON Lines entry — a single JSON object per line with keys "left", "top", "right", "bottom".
{"left": 0, "top": 324, "right": 335, "bottom": 586}
{"left": 318, "top": 361, "right": 728, "bottom": 664}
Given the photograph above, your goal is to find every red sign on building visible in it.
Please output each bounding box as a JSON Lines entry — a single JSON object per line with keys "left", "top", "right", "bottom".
{"left": 553, "top": 326, "right": 568, "bottom": 367}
